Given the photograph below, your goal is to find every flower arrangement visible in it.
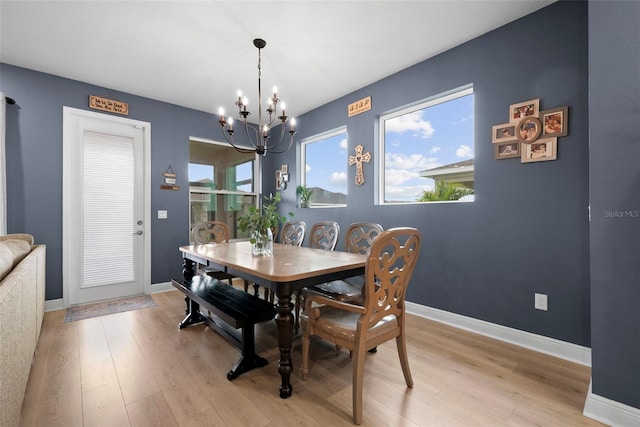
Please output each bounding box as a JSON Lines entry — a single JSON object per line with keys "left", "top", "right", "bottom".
{"left": 238, "top": 192, "right": 293, "bottom": 255}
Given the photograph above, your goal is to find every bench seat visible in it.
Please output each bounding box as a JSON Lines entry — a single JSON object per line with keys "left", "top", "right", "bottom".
{"left": 172, "top": 275, "right": 276, "bottom": 380}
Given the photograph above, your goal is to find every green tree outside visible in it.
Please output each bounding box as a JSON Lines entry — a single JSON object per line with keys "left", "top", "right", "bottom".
{"left": 417, "top": 181, "right": 474, "bottom": 202}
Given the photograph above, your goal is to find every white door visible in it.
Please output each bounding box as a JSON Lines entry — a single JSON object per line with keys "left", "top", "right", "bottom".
{"left": 63, "top": 107, "right": 150, "bottom": 306}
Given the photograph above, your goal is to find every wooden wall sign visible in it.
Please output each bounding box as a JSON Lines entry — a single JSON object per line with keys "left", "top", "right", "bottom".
{"left": 161, "top": 166, "right": 179, "bottom": 190}
{"left": 348, "top": 96, "right": 371, "bottom": 117}
{"left": 89, "top": 95, "right": 129, "bottom": 115}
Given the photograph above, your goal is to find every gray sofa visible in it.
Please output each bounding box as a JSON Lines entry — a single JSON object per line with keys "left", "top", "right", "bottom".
{"left": 0, "top": 234, "right": 46, "bottom": 427}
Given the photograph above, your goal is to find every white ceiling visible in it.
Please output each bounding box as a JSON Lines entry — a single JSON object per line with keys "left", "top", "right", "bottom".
{"left": 0, "top": 0, "right": 555, "bottom": 119}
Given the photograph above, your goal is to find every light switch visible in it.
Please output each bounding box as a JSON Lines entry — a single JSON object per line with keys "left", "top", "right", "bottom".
{"left": 158, "top": 210, "right": 168, "bottom": 219}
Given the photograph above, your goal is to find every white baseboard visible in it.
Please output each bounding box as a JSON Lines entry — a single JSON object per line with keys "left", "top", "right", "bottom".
{"left": 44, "top": 298, "right": 65, "bottom": 312}
{"left": 45, "top": 282, "right": 175, "bottom": 312}
{"left": 148, "top": 281, "right": 174, "bottom": 293}
{"left": 406, "top": 302, "right": 592, "bottom": 366}
{"left": 584, "top": 381, "right": 640, "bottom": 427}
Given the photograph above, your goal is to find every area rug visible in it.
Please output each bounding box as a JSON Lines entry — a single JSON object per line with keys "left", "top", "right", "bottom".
{"left": 64, "top": 294, "right": 157, "bottom": 323}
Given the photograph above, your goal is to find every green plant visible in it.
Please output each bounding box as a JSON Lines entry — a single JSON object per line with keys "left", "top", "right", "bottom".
{"left": 296, "top": 185, "right": 313, "bottom": 201}
{"left": 238, "top": 192, "right": 293, "bottom": 244}
{"left": 416, "top": 181, "right": 474, "bottom": 202}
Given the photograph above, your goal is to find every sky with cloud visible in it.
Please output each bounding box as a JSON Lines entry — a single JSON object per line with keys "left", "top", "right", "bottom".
{"left": 383, "top": 93, "right": 474, "bottom": 201}
{"left": 304, "top": 133, "right": 349, "bottom": 194}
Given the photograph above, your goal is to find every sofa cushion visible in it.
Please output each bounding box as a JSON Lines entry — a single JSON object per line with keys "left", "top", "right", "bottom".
{"left": 0, "top": 233, "right": 34, "bottom": 246}
{"left": 0, "top": 239, "right": 32, "bottom": 282}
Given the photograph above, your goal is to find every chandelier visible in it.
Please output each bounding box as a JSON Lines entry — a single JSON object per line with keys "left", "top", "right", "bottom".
{"left": 217, "top": 38, "right": 296, "bottom": 156}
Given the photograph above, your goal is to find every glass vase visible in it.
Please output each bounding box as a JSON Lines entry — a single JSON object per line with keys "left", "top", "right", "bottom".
{"left": 251, "top": 228, "right": 273, "bottom": 256}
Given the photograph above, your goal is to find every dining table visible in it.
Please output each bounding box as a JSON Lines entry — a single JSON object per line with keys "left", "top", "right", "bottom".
{"left": 179, "top": 240, "right": 367, "bottom": 398}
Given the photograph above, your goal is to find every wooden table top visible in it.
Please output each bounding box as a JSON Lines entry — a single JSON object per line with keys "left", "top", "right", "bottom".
{"left": 180, "top": 241, "right": 366, "bottom": 283}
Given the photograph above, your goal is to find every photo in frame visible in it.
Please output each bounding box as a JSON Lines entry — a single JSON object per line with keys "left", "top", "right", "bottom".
{"left": 492, "top": 123, "right": 517, "bottom": 143}
{"left": 275, "top": 170, "right": 287, "bottom": 190}
{"left": 517, "top": 116, "right": 542, "bottom": 143}
{"left": 540, "top": 106, "right": 568, "bottom": 137}
{"left": 509, "top": 99, "right": 540, "bottom": 123}
{"left": 494, "top": 141, "right": 520, "bottom": 159}
{"left": 521, "top": 137, "right": 557, "bottom": 163}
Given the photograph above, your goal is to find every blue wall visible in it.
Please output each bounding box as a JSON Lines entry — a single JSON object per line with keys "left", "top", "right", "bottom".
{"left": 589, "top": 1, "right": 640, "bottom": 410}
{"left": 1, "top": 64, "right": 251, "bottom": 299}
{"left": 265, "top": 1, "right": 590, "bottom": 346}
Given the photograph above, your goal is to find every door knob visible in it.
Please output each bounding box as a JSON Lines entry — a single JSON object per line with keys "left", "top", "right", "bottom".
{"left": 133, "top": 230, "right": 143, "bottom": 235}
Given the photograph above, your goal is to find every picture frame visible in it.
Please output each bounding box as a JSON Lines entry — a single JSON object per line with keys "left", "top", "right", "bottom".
{"left": 516, "top": 116, "right": 542, "bottom": 143}
{"left": 494, "top": 141, "right": 520, "bottom": 159}
{"left": 281, "top": 164, "right": 288, "bottom": 174}
{"left": 521, "top": 137, "right": 557, "bottom": 163}
{"left": 275, "top": 170, "right": 287, "bottom": 190}
{"left": 540, "top": 106, "right": 568, "bottom": 137}
{"left": 492, "top": 123, "right": 517, "bottom": 143}
{"left": 509, "top": 99, "right": 540, "bottom": 123}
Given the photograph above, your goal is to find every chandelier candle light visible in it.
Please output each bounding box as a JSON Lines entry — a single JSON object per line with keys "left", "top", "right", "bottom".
{"left": 218, "top": 38, "right": 297, "bottom": 156}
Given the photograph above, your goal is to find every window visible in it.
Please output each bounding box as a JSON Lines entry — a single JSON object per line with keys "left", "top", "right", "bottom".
{"left": 378, "top": 86, "right": 474, "bottom": 204}
{"left": 299, "top": 127, "right": 348, "bottom": 207}
{"left": 189, "top": 139, "right": 257, "bottom": 241}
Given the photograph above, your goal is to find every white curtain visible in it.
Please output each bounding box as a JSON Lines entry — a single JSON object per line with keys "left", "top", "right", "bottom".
{"left": 0, "top": 93, "right": 6, "bottom": 235}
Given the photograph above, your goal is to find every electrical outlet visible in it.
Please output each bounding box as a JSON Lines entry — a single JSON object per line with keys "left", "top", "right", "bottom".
{"left": 535, "top": 293, "right": 548, "bottom": 311}
{"left": 157, "top": 210, "right": 168, "bottom": 219}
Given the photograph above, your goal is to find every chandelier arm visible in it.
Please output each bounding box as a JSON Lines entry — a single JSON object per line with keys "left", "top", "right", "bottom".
{"left": 266, "top": 134, "right": 295, "bottom": 154}
{"left": 220, "top": 130, "right": 259, "bottom": 154}
{"left": 264, "top": 123, "right": 288, "bottom": 151}
{"left": 241, "top": 121, "right": 260, "bottom": 149}
{"left": 263, "top": 124, "right": 294, "bottom": 154}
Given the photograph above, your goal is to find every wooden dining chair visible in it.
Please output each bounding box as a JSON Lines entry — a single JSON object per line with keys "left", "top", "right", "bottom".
{"left": 294, "top": 221, "right": 341, "bottom": 332}
{"left": 308, "top": 221, "right": 340, "bottom": 251}
{"left": 300, "top": 227, "right": 421, "bottom": 425}
{"left": 191, "top": 221, "right": 249, "bottom": 289}
{"left": 192, "top": 220, "right": 229, "bottom": 245}
{"left": 262, "top": 220, "right": 307, "bottom": 302}
{"left": 245, "top": 224, "right": 281, "bottom": 298}
{"left": 306, "top": 222, "right": 383, "bottom": 304}
{"left": 280, "top": 220, "right": 307, "bottom": 246}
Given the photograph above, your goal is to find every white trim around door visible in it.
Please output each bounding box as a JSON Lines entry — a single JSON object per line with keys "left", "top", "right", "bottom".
{"left": 62, "top": 107, "right": 151, "bottom": 307}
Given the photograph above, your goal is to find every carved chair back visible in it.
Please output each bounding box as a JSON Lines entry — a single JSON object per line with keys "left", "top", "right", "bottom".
{"left": 344, "top": 222, "right": 384, "bottom": 254}
{"left": 309, "top": 221, "right": 340, "bottom": 251}
{"left": 280, "top": 221, "right": 307, "bottom": 246}
{"left": 192, "top": 221, "right": 229, "bottom": 244}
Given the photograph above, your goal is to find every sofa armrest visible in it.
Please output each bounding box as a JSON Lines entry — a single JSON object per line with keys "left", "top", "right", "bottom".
{"left": 0, "top": 233, "right": 34, "bottom": 247}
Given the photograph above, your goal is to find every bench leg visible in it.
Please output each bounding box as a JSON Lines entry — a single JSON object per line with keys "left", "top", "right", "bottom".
{"left": 226, "top": 325, "right": 268, "bottom": 381}
{"left": 179, "top": 298, "right": 204, "bottom": 329}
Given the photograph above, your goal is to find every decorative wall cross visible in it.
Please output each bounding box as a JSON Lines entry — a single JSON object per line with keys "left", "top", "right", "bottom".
{"left": 348, "top": 144, "right": 371, "bottom": 186}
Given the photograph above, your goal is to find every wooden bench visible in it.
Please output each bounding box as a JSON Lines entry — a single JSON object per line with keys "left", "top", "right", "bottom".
{"left": 171, "top": 275, "right": 276, "bottom": 380}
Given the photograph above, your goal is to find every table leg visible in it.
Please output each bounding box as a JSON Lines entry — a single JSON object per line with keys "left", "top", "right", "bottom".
{"left": 182, "top": 258, "right": 195, "bottom": 281}
{"left": 275, "top": 285, "right": 295, "bottom": 398}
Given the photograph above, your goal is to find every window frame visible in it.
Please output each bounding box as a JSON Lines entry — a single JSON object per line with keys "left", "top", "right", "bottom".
{"left": 298, "top": 126, "right": 348, "bottom": 208}
{"left": 188, "top": 138, "right": 259, "bottom": 241}
{"left": 377, "top": 85, "right": 474, "bottom": 205}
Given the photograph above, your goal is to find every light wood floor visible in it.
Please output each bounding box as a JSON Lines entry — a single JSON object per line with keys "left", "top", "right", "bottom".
{"left": 20, "top": 289, "right": 604, "bottom": 426}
